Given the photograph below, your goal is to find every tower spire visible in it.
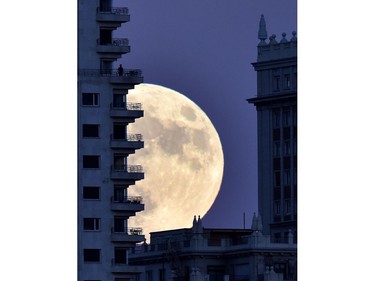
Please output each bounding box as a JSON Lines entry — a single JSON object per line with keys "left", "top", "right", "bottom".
{"left": 258, "top": 14, "right": 268, "bottom": 46}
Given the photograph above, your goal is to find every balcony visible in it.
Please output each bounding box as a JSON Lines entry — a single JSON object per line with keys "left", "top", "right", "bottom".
{"left": 111, "top": 196, "right": 144, "bottom": 213}
{"left": 96, "top": 38, "right": 130, "bottom": 54}
{"left": 97, "top": 7, "right": 130, "bottom": 23}
{"left": 111, "top": 165, "right": 144, "bottom": 181}
{"left": 111, "top": 227, "right": 145, "bottom": 243}
{"left": 110, "top": 134, "right": 144, "bottom": 151}
{"left": 110, "top": 102, "right": 143, "bottom": 120}
{"left": 111, "top": 260, "right": 144, "bottom": 274}
{"left": 78, "top": 69, "right": 143, "bottom": 85}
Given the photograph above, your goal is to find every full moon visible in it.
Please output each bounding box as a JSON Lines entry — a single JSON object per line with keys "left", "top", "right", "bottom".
{"left": 127, "top": 84, "right": 224, "bottom": 240}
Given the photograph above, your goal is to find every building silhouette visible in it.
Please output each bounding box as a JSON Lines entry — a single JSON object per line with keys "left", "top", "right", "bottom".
{"left": 129, "top": 15, "right": 297, "bottom": 281}
{"left": 78, "top": 1, "right": 145, "bottom": 281}
{"left": 248, "top": 15, "right": 297, "bottom": 240}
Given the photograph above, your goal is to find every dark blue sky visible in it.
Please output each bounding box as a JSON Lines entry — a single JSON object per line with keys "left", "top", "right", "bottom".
{"left": 114, "top": 0, "right": 297, "bottom": 228}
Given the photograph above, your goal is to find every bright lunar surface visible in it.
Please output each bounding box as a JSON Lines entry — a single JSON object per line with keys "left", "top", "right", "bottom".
{"left": 127, "top": 84, "right": 224, "bottom": 241}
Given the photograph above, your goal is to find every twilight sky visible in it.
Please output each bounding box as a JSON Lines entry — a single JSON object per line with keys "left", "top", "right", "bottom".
{"left": 114, "top": 0, "right": 297, "bottom": 229}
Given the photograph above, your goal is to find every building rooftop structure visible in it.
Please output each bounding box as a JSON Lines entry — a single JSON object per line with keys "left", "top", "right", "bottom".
{"left": 130, "top": 215, "right": 297, "bottom": 281}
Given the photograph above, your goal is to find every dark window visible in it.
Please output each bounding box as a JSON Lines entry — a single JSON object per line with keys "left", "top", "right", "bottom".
{"left": 82, "top": 93, "right": 99, "bottom": 106}
{"left": 83, "top": 218, "right": 100, "bottom": 231}
{"left": 284, "top": 199, "right": 291, "bottom": 214}
{"left": 113, "top": 123, "right": 127, "bottom": 139}
{"left": 273, "top": 187, "right": 281, "bottom": 200}
{"left": 284, "top": 75, "right": 291, "bottom": 89}
{"left": 284, "top": 185, "right": 291, "bottom": 198}
{"left": 273, "top": 142, "right": 280, "bottom": 157}
{"left": 83, "top": 155, "right": 100, "bottom": 168}
{"left": 146, "top": 271, "right": 153, "bottom": 281}
{"left": 283, "top": 140, "right": 291, "bottom": 156}
{"left": 114, "top": 185, "right": 127, "bottom": 202}
{"left": 99, "top": 29, "right": 112, "bottom": 45}
{"left": 273, "top": 158, "right": 281, "bottom": 170}
{"left": 83, "top": 186, "right": 100, "bottom": 200}
{"left": 114, "top": 217, "right": 127, "bottom": 232}
{"left": 114, "top": 248, "right": 127, "bottom": 264}
{"left": 159, "top": 269, "right": 165, "bottom": 281}
{"left": 283, "top": 127, "right": 291, "bottom": 139}
{"left": 113, "top": 94, "right": 126, "bottom": 108}
{"left": 274, "top": 76, "right": 280, "bottom": 91}
{"left": 114, "top": 154, "right": 126, "bottom": 170}
{"left": 283, "top": 157, "right": 291, "bottom": 169}
{"left": 283, "top": 109, "right": 291, "bottom": 127}
{"left": 283, "top": 170, "right": 291, "bottom": 186}
{"left": 83, "top": 124, "right": 99, "bottom": 138}
{"left": 274, "top": 201, "right": 281, "bottom": 215}
{"left": 83, "top": 249, "right": 100, "bottom": 262}
{"left": 273, "top": 110, "right": 281, "bottom": 128}
{"left": 274, "top": 171, "right": 281, "bottom": 187}
{"left": 273, "top": 129, "right": 280, "bottom": 141}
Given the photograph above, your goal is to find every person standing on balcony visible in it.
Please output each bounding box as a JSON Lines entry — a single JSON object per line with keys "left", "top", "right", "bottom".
{"left": 118, "top": 64, "right": 124, "bottom": 76}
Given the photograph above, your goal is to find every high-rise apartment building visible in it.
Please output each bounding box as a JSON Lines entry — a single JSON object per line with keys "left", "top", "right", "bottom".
{"left": 78, "top": 1, "right": 145, "bottom": 280}
{"left": 248, "top": 15, "right": 297, "bottom": 240}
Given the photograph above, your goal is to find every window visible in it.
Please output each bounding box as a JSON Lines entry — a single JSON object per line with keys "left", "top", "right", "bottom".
{"left": 113, "top": 123, "right": 127, "bottom": 139}
{"left": 83, "top": 155, "right": 100, "bottom": 168}
{"left": 273, "top": 142, "right": 280, "bottom": 157}
{"left": 146, "top": 270, "right": 153, "bottom": 281}
{"left": 273, "top": 110, "right": 281, "bottom": 128}
{"left": 284, "top": 199, "right": 291, "bottom": 214}
{"left": 99, "top": 29, "right": 112, "bottom": 45}
{"left": 159, "top": 269, "right": 165, "bottom": 281}
{"left": 283, "top": 109, "right": 291, "bottom": 127}
{"left": 273, "top": 187, "right": 281, "bottom": 200}
{"left": 83, "top": 124, "right": 99, "bottom": 138}
{"left": 84, "top": 249, "right": 100, "bottom": 262}
{"left": 283, "top": 140, "right": 291, "bottom": 156}
{"left": 83, "top": 186, "right": 100, "bottom": 200}
{"left": 114, "top": 154, "right": 126, "bottom": 170}
{"left": 273, "top": 76, "right": 280, "bottom": 91}
{"left": 283, "top": 170, "right": 291, "bottom": 185}
{"left": 284, "top": 75, "right": 291, "bottom": 89}
{"left": 113, "top": 94, "right": 126, "bottom": 108}
{"left": 114, "top": 247, "right": 128, "bottom": 264}
{"left": 83, "top": 218, "right": 100, "bottom": 231}
{"left": 274, "top": 201, "right": 281, "bottom": 215}
{"left": 274, "top": 171, "right": 281, "bottom": 187}
{"left": 273, "top": 158, "right": 281, "bottom": 170}
{"left": 82, "top": 93, "right": 99, "bottom": 106}
{"left": 114, "top": 185, "right": 127, "bottom": 202}
{"left": 114, "top": 217, "right": 127, "bottom": 232}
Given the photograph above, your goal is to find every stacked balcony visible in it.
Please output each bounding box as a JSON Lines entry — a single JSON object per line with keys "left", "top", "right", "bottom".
{"left": 111, "top": 196, "right": 144, "bottom": 213}
{"left": 97, "top": 37, "right": 130, "bottom": 54}
{"left": 111, "top": 165, "right": 144, "bottom": 181}
{"left": 97, "top": 7, "right": 130, "bottom": 24}
{"left": 111, "top": 227, "right": 145, "bottom": 243}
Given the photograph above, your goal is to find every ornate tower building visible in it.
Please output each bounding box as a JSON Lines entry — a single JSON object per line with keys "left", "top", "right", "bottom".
{"left": 78, "top": 1, "right": 145, "bottom": 280}
{"left": 248, "top": 15, "right": 297, "bottom": 241}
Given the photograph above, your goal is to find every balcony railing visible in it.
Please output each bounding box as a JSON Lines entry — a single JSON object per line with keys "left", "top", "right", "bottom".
{"left": 97, "top": 38, "right": 129, "bottom": 46}
{"left": 112, "top": 227, "right": 143, "bottom": 235}
{"left": 111, "top": 102, "right": 143, "bottom": 110}
{"left": 112, "top": 164, "right": 143, "bottom": 173}
{"left": 78, "top": 69, "right": 142, "bottom": 78}
{"left": 112, "top": 196, "right": 143, "bottom": 204}
{"left": 111, "top": 134, "right": 143, "bottom": 142}
{"left": 97, "top": 7, "right": 129, "bottom": 15}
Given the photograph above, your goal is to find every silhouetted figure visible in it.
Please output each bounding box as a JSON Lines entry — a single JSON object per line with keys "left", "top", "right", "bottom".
{"left": 118, "top": 64, "right": 124, "bottom": 76}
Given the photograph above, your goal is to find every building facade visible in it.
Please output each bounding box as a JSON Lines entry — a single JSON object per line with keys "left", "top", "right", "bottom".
{"left": 78, "top": 1, "right": 145, "bottom": 280}
{"left": 130, "top": 216, "right": 297, "bottom": 281}
{"left": 248, "top": 15, "right": 297, "bottom": 239}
